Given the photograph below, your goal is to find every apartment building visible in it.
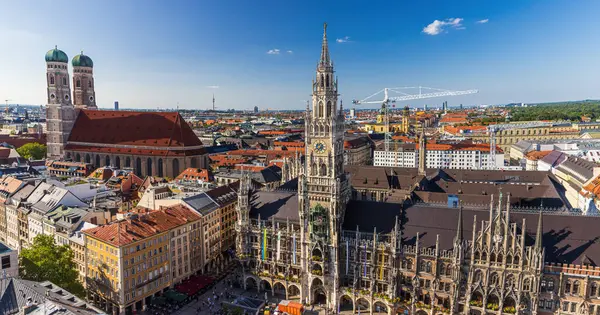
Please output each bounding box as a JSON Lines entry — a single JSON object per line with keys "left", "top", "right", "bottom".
{"left": 83, "top": 205, "right": 202, "bottom": 315}
{"left": 374, "top": 142, "right": 505, "bottom": 169}
{"left": 0, "top": 176, "right": 24, "bottom": 243}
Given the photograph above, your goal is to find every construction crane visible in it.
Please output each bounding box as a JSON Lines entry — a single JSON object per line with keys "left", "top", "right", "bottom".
{"left": 352, "top": 86, "right": 478, "bottom": 152}
{"left": 4, "top": 99, "right": 13, "bottom": 115}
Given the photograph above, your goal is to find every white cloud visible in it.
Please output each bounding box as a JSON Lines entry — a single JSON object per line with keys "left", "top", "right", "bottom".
{"left": 267, "top": 49, "right": 280, "bottom": 55}
{"left": 287, "top": 50, "right": 293, "bottom": 54}
{"left": 206, "top": 85, "right": 219, "bottom": 89}
{"left": 422, "top": 18, "right": 464, "bottom": 35}
{"left": 476, "top": 19, "right": 489, "bottom": 24}
{"left": 336, "top": 36, "right": 350, "bottom": 43}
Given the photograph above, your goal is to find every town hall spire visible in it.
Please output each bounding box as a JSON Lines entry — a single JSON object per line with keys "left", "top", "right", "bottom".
{"left": 320, "top": 22, "right": 331, "bottom": 66}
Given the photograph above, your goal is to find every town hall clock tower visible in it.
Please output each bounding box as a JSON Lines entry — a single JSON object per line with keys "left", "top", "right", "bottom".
{"left": 298, "top": 23, "right": 350, "bottom": 311}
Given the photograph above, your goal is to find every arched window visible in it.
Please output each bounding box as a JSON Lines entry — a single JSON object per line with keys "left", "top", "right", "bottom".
{"left": 172, "top": 159, "right": 180, "bottom": 177}
{"left": 591, "top": 282, "right": 598, "bottom": 297}
{"left": 325, "top": 75, "right": 330, "bottom": 88}
{"left": 125, "top": 157, "right": 131, "bottom": 168}
{"left": 506, "top": 255, "right": 512, "bottom": 265}
{"left": 115, "top": 156, "right": 121, "bottom": 169}
{"left": 565, "top": 281, "right": 571, "bottom": 294}
{"left": 147, "top": 158, "right": 153, "bottom": 176}
{"left": 490, "top": 253, "right": 496, "bottom": 262}
{"left": 523, "top": 278, "right": 531, "bottom": 291}
{"left": 318, "top": 102, "right": 324, "bottom": 118}
{"left": 497, "top": 254, "right": 503, "bottom": 263}
{"left": 136, "top": 158, "right": 142, "bottom": 176}
{"left": 85, "top": 154, "right": 91, "bottom": 163}
{"left": 419, "top": 261, "right": 426, "bottom": 272}
{"left": 50, "top": 76, "right": 55, "bottom": 85}
{"left": 326, "top": 101, "right": 332, "bottom": 117}
{"left": 490, "top": 273, "right": 499, "bottom": 285}
{"left": 62, "top": 77, "right": 67, "bottom": 85}
{"left": 446, "top": 265, "right": 452, "bottom": 276}
{"left": 439, "top": 264, "right": 446, "bottom": 276}
{"left": 406, "top": 259, "right": 413, "bottom": 270}
{"left": 76, "top": 80, "right": 81, "bottom": 88}
{"left": 320, "top": 74, "right": 324, "bottom": 88}
{"left": 95, "top": 155, "right": 100, "bottom": 167}
{"left": 481, "top": 252, "right": 487, "bottom": 261}
{"left": 474, "top": 270, "right": 482, "bottom": 283}
{"left": 75, "top": 153, "right": 81, "bottom": 162}
{"left": 158, "top": 159, "right": 164, "bottom": 177}
{"left": 514, "top": 256, "right": 520, "bottom": 264}
{"left": 320, "top": 164, "right": 327, "bottom": 176}
{"left": 105, "top": 155, "right": 110, "bottom": 166}
{"left": 505, "top": 274, "right": 515, "bottom": 287}
{"left": 311, "top": 163, "right": 317, "bottom": 176}
{"left": 573, "top": 281, "right": 580, "bottom": 295}
{"left": 425, "top": 261, "right": 432, "bottom": 273}
{"left": 474, "top": 251, "right": 480, "bottom": 261}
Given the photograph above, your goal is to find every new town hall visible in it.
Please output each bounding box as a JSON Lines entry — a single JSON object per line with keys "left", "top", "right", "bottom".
{"left": 235, "top": 24, "right": 600, "bottom": 315}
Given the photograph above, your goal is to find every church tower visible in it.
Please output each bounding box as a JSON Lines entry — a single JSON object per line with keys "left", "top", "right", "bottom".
{"left": 72, "top": 52, "right": 97, "bottom": 109}
{"left": 299, "top": 23, "right": 350, "bottom": 309}
{"left": 45, "top": 46, "right": 77, "bottom": 160}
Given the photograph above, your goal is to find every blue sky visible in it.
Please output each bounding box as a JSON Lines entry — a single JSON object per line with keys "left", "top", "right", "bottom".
{"left": 1, "top": 0, "right": 599, "bottom": 110}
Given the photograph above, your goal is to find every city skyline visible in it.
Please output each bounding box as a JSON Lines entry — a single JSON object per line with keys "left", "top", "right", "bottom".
{"left": 1, "top": 0, "right": 599, "bottom": 110}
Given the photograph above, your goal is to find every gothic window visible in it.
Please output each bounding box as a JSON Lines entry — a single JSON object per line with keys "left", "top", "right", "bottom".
{"left": 318, "top": 102, "right": 324, "bottom": 118}
{"left": 50, "top": 76, "right": 55, "bottom": 85}
{"left": 506, "top": 254, "right": 512, "bottom": 265}
{"left": 439, "top": 264, "right": 446, "bottom": 276}
{"left": 497, "top": 253, "right": 503, "bottom": 263}
{"left": 320, "top": 74, "right": 324, "bottom": 88}
{"left": 591, "top": 282, "right": 598, "bottom": 297}
{"left": 320, "top": 164, "right": 326, "bottom": 176}
{"left": 573, "top": 281, "right": 580, "bottom": 295}
{"left": 426, "top": 261, "right": 432, "bottom": 273}
{"left": 481, "top": 252, "right": 487, "bottom": 261}
{"left": 474, "top": 270, "right": 482, "bottom": 283}
{"left": 62, "top": 77, "right": 67, "bottom": 85}
{"left": 513, "top": 255, "right": 519, "bottom": 264}
{"left": 565, "top": 281, "right": 571, "bottom": 294}
{"left": 490, "top": 273, "right": 499, "bottom": 285}
{"left": 490, "top": 253, "right": 496, "bottom": 262}
{"left": 325, "top": 75, "right": 329, "bottom": 88}
{"left": 474, "top": 251, "right": 480, "bottom": 261}
{"left": 88, "top": 80, "right": 92, "bottom": 88}
{"left": 505, "top": 274, "right": 515, "bottom": 287}
{"left": 446, "top": 265, "right": 452, "bottom": 276}
{"left": 76, "top": 80, "right": 81, "bottom": 88}
{"left": 523, "top": 278, "right": 531, "bottom": 291}
{"left": 407, "top": 259, "right": 413, "bottom": 270}
{"left": 326, "top": 101, "right": 332, "bottom": 117}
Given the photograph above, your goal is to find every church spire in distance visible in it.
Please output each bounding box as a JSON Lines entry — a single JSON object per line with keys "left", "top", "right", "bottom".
{"left": 320, "top": 22, "right": 331, "bottom": 66}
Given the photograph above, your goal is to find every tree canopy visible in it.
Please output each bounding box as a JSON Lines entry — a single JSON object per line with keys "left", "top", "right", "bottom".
{"left": 510, "top": 101, "right": 600, "bottom": 122}
{"left": 16, "top": 142, "right": 47, "bottom": 160}
{"left": 19, "top": 234, "right": 85, "bottom": 297}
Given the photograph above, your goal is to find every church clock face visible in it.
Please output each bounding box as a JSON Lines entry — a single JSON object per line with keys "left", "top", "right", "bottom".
{"left": 313, "top": 140, "right": 326, "bottom": 154}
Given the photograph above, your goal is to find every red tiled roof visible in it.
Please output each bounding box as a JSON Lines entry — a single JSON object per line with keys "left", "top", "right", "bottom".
{"left": 176, "top": 168, "right": 213, "bottom": 182}
{"left": 66, "top": 110, "right": 203, "bottom": 156}
{"left": 83, "top": 204, "right": 201, "bottom": 247}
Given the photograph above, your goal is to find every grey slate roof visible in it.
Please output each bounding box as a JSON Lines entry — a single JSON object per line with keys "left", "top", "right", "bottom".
{"left": 249, "top": 191, "right": 299, "bottom": 222}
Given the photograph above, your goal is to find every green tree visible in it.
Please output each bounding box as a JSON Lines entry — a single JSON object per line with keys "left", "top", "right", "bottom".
{"left": 19, "top": 234, "right": 85, "bottom": 297}
{"left": 16, "top": 142, "right": 47, "bottom": 160}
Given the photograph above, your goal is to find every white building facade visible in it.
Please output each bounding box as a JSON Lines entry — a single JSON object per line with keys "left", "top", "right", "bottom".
{"left": 374, "top": 145, "right": 505, "bottom": 169}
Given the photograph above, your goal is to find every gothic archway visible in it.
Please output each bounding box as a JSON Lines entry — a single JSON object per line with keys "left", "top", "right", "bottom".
{"left": 339, "top": 295, "right": 353, "bottom": 312}
{"left": 260, "top": 280, "right": 271, "bottom": 292}
{"left": 356, "top": 298, "right": 370, "bottom": 312}
{"left": 273, "top": 282, "right": 286, "bottom": 298}
{"left": 245, "top": 277, "right": 257, "bottom": 290}
{"left": 373, "top": 301, "right": 387, "bottom": 314}
{"left": 288, "top": 284, "right": 301, "bottom": 300}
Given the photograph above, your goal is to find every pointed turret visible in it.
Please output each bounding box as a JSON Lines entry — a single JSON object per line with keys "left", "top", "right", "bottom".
{"left": 320, "top": 22, "right": 331, "bottom": 66}
{"left": 455, "top": 201, "right": 463, "bottom": 243}
{"left": 535, "top": 209, "right": 543, "bottom": 249}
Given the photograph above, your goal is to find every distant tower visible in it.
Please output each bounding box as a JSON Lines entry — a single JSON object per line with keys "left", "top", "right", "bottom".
{"left": 424, "top": 104, "right": 428, "bottom": 111}
{"left": 114, "top": 101, "right": 119, "bottom": 111}
{"left": 254, "top": 105, "right": 259, "bottom": 114}
{"left": 402, "top": 105, "right": 410, "bottom": 134}
{"left": 72, "top": 51, "right": 97, "bottom": 109}
{"left": 443, "top": 101, "right": 448, "bottom": 113}
{"left": 212, "top": 94, "right": 215, "bottom": 111}
{"left": 418, "top": 128, "right": 427, "bottom": 175}
{"left": 45, "top": 46, "right": 76, "bottom": 160}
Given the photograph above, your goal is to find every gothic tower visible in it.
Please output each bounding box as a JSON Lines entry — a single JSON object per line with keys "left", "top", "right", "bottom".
{"left": 45, "top": 46, "right": 77, "bottom": 160}
{"left": 299, "top": 23, "right": 350, "bottom": 309}
{"left": 72, "top": 52, "right": 97, "bottom": 109}
{"left": 418, "top": 128, "right": 426, "bottom": 175}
